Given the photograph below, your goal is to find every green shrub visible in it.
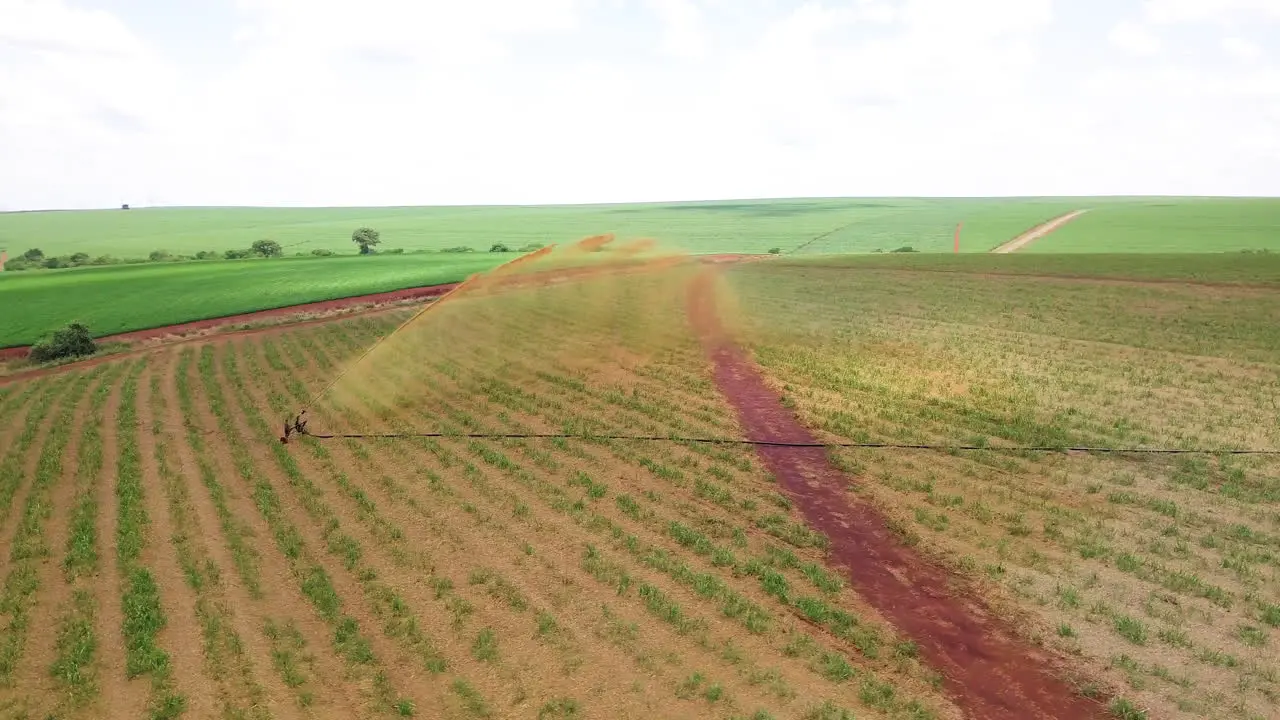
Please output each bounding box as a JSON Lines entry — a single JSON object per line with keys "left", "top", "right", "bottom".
{"left": 310, "top": 248, "right": 334, "bottom": 257}
{"left": 768, "top": 247, "right": 782, "bottom": 254}
{"left": 29, "top": 322, "right": 97, "bottom": 363}
{"left": 890, "top": 246, "right": 918, "bottom": 253}
{"left": 489, "top": 243, "right": 511, "bottom": 253}
{"left": 441, "top": 246, "right": 475, "bottom": 253}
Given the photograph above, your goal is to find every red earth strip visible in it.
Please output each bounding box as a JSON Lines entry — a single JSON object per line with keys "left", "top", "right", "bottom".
{"left": 686, "top": 267, "right": 1107, "bottom": 720}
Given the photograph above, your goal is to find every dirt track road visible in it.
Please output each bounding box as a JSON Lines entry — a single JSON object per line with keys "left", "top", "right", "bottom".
{"left": 686, "top": 266, "right": 1107, "bottom": 720}
{"left": 991, "top": 210, "right": 1088, "bottom": 253}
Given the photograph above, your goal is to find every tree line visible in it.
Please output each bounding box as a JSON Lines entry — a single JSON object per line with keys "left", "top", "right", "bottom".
{"left": 4, "top": 227, "right": 544, "bottom": 272}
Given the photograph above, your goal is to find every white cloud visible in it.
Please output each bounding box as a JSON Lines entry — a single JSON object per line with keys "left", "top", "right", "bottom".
{"left": 1222, "top": 35, "right": 1264, "bottom": 59}
{"left": 0, "top": 0, "right": 182, "bottom": 207}
{"left": 0, "top": 0, "right": 1278, "bottom": 209}
{"left": 1109, "top": 20, "right": 1163, "bottom": 56}
{"left": 231, "top": 0, "right": 583, "bottom": 65}
{"left": 1142, "top": 0, "right": 1280, "bottom": 24}
{"left": 647, "top": 0, "right": 708, "bottom": 60}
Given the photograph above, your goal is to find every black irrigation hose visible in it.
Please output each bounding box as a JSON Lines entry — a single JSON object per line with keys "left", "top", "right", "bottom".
{"left": 291, "top": 430, "right": 1280, "bottom": 455}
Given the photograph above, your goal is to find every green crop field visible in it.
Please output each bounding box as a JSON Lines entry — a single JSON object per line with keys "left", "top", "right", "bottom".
{"left": 2, "top": 196, "right": 1277, "bottom": 353}
{"left": 0, "top": 253, "right": 505, "bottom": 348}
{"left": 0, "top": 199, "right": 1050, "bottom": 258}
{"left": 10, "top": 197, "right": 1273, "bottom": 261}
{"left": 780, "top": 252, "right": 1280, "bottom": 286}
{"left": 1027, "top": 198, "right": 1280, "bottom": 253}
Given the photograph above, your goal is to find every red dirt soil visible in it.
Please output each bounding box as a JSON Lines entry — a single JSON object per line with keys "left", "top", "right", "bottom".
{"left": 686, "top": 266, "right": 1107, "bottom": 720}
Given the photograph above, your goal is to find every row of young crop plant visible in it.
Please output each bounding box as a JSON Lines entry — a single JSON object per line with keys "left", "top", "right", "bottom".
{"left": 0, "top": 361, "right": 192, "bottom": 719}
{"left": 257, "top": 315, "right": 952, "bottom": 717}
{"left": 193, "top": 343, "right": 433, "bottom": 717}
{"left": 726, "top": 270, "right": 1280, "bottom": 720}
{"left": 175, "top": 344, "right": 387, "bottom": 717}
{"left": 1, "top": 368, "right": 96, "bottom": 703}
{"left": 223, "top": 333, "right": 694, "bottom": 718}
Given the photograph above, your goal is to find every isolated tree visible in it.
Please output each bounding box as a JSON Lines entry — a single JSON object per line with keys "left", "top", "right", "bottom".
{"left": 768, "top": 247, "right": 782, "bottom": 255}
{"left": 252, "top": 239, "right": 283, "bottom": 257}
{"left": 489, "top": 243, "right": 510, "bottom": 253}
{"left": 352, "top": 227, "right": 381, "bottom": 255}
{"left": 22, "top": 248, "right": 43, "bottom": 262}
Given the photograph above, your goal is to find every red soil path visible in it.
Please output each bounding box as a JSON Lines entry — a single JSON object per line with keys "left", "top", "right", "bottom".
{"left": 686, "top": 266, "right": 1107, "bottom": 720}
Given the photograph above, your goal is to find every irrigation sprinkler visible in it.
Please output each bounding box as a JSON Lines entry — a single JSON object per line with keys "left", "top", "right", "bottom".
{"left": 280, "top": 410, "right": 308, "bottom": 443}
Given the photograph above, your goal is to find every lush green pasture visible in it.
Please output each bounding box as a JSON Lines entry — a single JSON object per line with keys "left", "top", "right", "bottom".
{"left": 0, "top": 197, "right": 1162, "bottom": 258}
{"left": 0, "top": 253, "right": 504, "bottom": 347}
{"left": 778, "top": 251, "right": 1280, "bottom": 286}
{"left": 1029, "top": 198, "right": 1280, "bottom": 253}
{"left": 799, "top": 199, "right": 1088, "bottom": 253}
{"left": 3, "top": 198, "right": 1273, "bottom": 261}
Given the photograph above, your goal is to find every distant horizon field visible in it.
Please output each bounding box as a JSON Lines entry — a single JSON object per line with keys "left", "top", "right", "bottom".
{"left": 4, "top": 251, "right": 1277, "bottom": 351}
{"left": 780, "top": 252, "right": 1280, "bottom": 286}
{"left": 3, "top": 196, "right": 1277, "bottom": 258}
{"left": 1026, "top": 198, "right": 1280, "bottom": 253}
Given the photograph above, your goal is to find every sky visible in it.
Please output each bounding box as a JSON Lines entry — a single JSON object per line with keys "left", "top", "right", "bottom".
{"left": 1, "top": 0, "right": 1278, "bottom": 210}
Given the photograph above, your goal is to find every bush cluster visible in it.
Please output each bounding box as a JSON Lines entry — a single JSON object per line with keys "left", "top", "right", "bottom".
{"left": 29, "top": 322, "right": 97, "bottom": 363}
{"left": 2, "top": 226, "right": 500, "bottom": 271}
{"left": 4, "top": 239, "right": 286, "bottom": 271}
{"left": 3, "top": 248, "right": 105, "bottom": 271}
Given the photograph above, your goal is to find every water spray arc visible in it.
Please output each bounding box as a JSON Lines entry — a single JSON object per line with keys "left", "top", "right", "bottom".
{"left": 278, "top": 242, "right": 565, "bottom": 443}
{"left": 276, "top": 234, "right": 1279, "bottom": 458}
{"left": 277, "top": 232, "right": 688, "bottom": 444}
